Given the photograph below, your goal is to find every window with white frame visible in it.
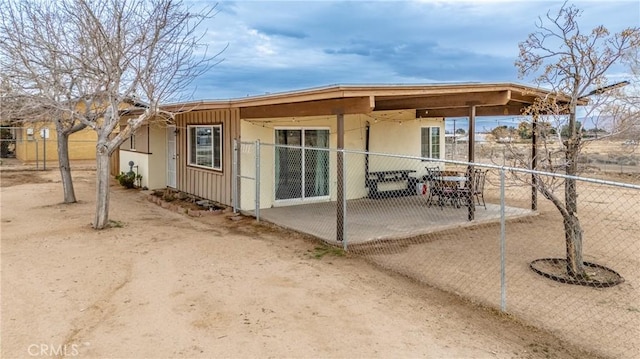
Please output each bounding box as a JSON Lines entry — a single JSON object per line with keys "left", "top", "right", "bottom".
{"left": 188, "top": 125, "right": 222, "bottom": 170}
{"left": 421, "top": 127, "right": 440, "bottom": 159}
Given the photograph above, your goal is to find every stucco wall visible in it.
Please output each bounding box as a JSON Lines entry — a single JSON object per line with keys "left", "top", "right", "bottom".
{"left": 238, "top": 110, "right": 445, "bottom": 209}
{"left": 15, "top": 125, "right": 97, "bottom": 163}
{"left": 368, "top": 114, "right": 445, "bottom": 174}
{"left": 117, "top": 125, "right": 167, "bottom": 190}
{"left": 239, "top": 114, "right": 367, "bottom": 209}
{"left": 119, "top": 150, "right": 149, "bottom": 188}
{"left": 147, "top": 125, "right": 167, "bottom": 189}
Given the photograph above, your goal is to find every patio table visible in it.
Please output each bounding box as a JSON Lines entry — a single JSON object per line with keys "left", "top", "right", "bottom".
{"left": 438, "top": 176, "right": 467, "bottom": 188}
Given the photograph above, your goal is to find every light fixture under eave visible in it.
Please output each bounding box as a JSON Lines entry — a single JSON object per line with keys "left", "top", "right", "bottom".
{"left": 416, "top": 109, "right": 429, "bottom": 118}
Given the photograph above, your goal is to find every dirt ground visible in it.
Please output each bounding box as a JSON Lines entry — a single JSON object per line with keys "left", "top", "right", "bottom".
{"left": 363, "top": 178, "right": 640, "bottom": 359}
{"left": 1, "top": 168, "right": 601, "bottom": 358}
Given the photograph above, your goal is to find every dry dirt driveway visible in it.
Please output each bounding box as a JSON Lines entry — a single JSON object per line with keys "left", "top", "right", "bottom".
{"left": 1, "top": 169, "right": 594, "bottom": 358}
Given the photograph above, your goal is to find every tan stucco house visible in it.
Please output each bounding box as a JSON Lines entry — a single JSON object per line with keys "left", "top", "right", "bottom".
{"left": 12, "top": 124, "right": 97, "bottom": 163}
{"left": 118, "top": 83, "right": 570, "bottom": 209}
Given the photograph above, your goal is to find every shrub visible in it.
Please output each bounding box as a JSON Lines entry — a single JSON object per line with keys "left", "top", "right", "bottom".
{"left": 115, "top": 171, "right": 140, "bottom": 189}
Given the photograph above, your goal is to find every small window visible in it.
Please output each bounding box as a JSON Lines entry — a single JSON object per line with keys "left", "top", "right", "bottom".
{"left": 421, "top": 127, "right": 440, "bottom": 159}
{"left": 130, "top": 134, "right": 136, "bottom": 150}
{"left": 188, "top": 125, "right": 222, "bottom": 170}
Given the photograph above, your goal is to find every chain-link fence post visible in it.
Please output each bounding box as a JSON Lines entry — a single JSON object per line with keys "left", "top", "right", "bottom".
{"left": 43, "top": 135, "right": 47, "bottom": 170}
{"left": 500, "top": 166, "right": 506, "bottom": 312}
{"left": 255, "top": 139, "right": 261, "bottom": 222}
{"left": 35, "top": 139, "right": 39, "bottom": 170}
{"left": 336, "top": 147, "right": 345, "bottom": 247}
{"left": 232, "top": 138, "right": 238, "bottom": 214}
{"left": 341, "top": 150, "right": 347, "bottom": 251}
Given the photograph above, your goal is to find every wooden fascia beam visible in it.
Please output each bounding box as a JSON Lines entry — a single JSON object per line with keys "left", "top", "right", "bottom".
{"left": 239, "top": 96, "right": 373, "bottom": 119}
{"left": 375, "top": 90, "right": 510, "bottom": 111}
{"left": 416, "top": 104, "right": 525, "bottom": 118}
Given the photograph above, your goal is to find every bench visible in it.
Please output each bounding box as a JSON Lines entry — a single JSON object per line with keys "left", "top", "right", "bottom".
{"left": 366, "top": 170, "right": 419, "bottom": 199}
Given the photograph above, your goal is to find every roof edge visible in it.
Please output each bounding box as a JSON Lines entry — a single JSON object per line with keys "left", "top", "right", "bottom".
{"left": 159, "top": 82, "right": 568, "bottom": 112}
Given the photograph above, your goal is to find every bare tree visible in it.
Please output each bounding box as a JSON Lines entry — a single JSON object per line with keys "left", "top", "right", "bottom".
{"left": 604, "top": 52, "right": 640, "bottom": 146}
{"left": 515, "top": 2, "right": 640, "bottom": 278}
{"left": 0, "top": 0, "right": 221, "bottom": 228}
{"left": 0, "top": 2, "right": 89, "bottom": 203}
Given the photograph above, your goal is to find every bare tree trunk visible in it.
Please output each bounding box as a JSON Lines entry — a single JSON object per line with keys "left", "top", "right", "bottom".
{"left": 93, "top": 142, "right": 111, "bottom": 229}
{"left": 56, "top": 124, "right": 76, "bottom": 203}
{"left": 564, "top": 210, "right": 585, "bottom": 277}
{"left": 564, "top": 153, "right": 586, "bottom": 277}
{"left": 564, "top": 111, "right": 586, "bottom": 278}
{"left": 536, "top": 167, "right": 586, "bottom": 279}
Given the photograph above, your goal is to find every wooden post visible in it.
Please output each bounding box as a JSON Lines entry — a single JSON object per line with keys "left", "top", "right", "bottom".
{"left": 468, "top": 105, "right": 476, "bottom": 163}
{"left": 337, "top": 113, "right": 345, "bottom": 242}
{"left": 467, "top": 105, "right": 476, "bottom": 221}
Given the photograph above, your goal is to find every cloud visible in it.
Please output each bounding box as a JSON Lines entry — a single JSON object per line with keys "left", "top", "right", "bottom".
{"left": 254, "top": 26, "right": 308, "bottom": 39}
{"left": 189, "top": 0, "right": 640, "bottom": 100}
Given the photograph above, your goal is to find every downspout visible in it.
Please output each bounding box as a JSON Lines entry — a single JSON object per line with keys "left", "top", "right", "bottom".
{"left": 147, "top": 124, "right": 150, "bottom": 153}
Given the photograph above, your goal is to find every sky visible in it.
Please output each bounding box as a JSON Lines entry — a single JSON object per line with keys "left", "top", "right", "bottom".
{"left": 188, "top": 0, "right": 639, "bottom": 130}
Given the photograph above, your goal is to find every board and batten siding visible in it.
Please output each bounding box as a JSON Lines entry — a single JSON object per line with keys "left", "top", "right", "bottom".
{"left": 175, "top": 108, "right": 240, "bottom": 206}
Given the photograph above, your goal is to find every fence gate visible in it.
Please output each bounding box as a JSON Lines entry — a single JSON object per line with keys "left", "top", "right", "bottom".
{"left": 232, "top": 139, "right": 261, "bottom": 220}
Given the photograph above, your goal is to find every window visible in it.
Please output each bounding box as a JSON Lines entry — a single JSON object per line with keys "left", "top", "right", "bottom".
{"left": 121, "top": 127, "right": 149, "bottom": 152}
{"left": 188, "top": 125, "right": 222, "bottom": 170}
{"left": 275, "top": 128, "right": 330, "bottom": 201}
{"left": 421, "top": 127, "right": 440, "bottom": 159}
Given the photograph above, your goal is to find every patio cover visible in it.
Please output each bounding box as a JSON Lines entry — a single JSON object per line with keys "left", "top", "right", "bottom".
{"left": 160, "top": 83, "right": 579, "bottom": 240}
{"left": 164, "top": 82, "right": 575, "bottom": 161}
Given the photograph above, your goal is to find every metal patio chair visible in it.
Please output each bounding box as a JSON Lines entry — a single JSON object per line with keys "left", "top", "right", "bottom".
{"left": 473, "top": 169, "right": 488, "bottom": 209}
{"left": 426, "top": 168, "right": 462, "bottom": 208}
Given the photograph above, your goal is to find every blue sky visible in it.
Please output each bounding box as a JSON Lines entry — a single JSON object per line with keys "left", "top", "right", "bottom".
{"left": 189, "top": 0, "right": 639, "bottom": 130}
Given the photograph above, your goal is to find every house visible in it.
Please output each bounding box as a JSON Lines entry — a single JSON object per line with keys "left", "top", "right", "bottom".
{"left": 118, "top": 83, "right": 571, "bottom": 209}
{"left": 11, "top": 125, "right": 97, "bottom": 163}
{"left": 457, "top": 133, "right": 489, "bottom": 143}
{"left": 4, "top": 98, "right": 142, "bottom": 165}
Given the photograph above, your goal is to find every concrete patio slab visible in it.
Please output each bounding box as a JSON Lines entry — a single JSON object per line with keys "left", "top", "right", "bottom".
{"left": 250, "top": 196, "right": 536, "bottom": 246}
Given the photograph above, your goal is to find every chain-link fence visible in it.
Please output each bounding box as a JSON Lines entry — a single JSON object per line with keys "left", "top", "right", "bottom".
{"left": 233, "top": 140, "right": 260, "bottom": 218}
{"left": 446, "top": 140, "right": 640, "bottom": 174}
{"left": 0, "top": 137, "right": 47, "bottom": 170}
{"left": 234, "top": 140, "right": 640, "bottom": 359}
{"left": 0, "top": 127, "right": 97, "bottom": 170}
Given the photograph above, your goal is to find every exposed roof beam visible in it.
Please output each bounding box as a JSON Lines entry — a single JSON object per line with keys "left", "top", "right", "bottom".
{"left": 416, "top": 102, "right": 572, "bottom": 118}
{"left": 416, "top": 104, "right": 526, "bottom": 118}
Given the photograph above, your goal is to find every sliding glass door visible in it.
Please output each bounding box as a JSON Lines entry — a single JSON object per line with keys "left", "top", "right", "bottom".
{"left": 275, "top": 128, "right": 329, "bottom": 201}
